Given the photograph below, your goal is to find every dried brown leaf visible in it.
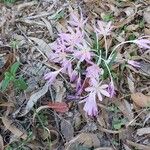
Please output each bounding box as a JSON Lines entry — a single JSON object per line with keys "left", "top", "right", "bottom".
{"left": 66, "top": 133, "right": 100, "bottom": 149}
{"left": 131, "top": 92, "right": 150, "bottom": 107}
{"left": 2, "top": 117, "right": 27, "bottom": 140}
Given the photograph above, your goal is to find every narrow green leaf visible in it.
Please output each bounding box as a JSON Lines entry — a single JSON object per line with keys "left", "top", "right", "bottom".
{"left": 10, "top": 62, "right": 20, "bottom": 76}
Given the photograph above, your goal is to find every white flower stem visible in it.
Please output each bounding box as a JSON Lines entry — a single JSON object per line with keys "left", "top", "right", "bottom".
{"left": 109, "top": 40, "right": 134, "bottom": 60}
{"left": 104, "top": 35, "right": 108, "bottom": 59}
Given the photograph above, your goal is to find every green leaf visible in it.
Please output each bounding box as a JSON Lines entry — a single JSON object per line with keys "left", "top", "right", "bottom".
{"left": 0, "top": 72, "right": 14, "bottom": 91}
{"left": 14, "top": 77, "right": 28, "bottom": 90}
{"left": 0, "top": 78, "right": 11, "bottom": 91}
{"left": 10, "top": 62, "right": 20, "bottom": 76}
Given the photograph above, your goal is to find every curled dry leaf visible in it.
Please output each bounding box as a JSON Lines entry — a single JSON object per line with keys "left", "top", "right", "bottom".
{"left": 2, "top": 117, "right": 27, "bottom": 140}
{"left": 137, "top": 127, "right": 150, "bottom": 136}
{"left": 131, "top": 92, "right": 150, "bottom": 107}
{"left": 20, "top": 83, "right": 49, "bottom": 116}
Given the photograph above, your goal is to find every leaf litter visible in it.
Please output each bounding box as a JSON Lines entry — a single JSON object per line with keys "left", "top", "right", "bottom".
{"left": 0, "top": 0, "right": 150, "bottom": 149}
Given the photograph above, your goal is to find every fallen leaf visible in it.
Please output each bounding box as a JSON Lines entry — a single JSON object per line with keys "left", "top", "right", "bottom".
{"left": 17, "top": 1, "right": 37, "bottom": 11}
{"left": 53, "top": 80, "right": 66, "bottom": 103}
{"left": 137, "top": 127, "right": 150, "bottom": 136}
{"left": 127, "top": 77, "right": 135, "bottom": 93}
{"left": 144, "top": 6, "right": 150, "bottom": 24}
{"left": 20, "top": 83, "right": 49, "bottom": 116}
{"left": 126, "top": 140, "right": 150, "bottom": 150}
{"left": 66, "top": 133, "right": 100, "bottom": 149}
{"left": 61, "top": 119, "right": 74, "bottom": 141}
{"left": 0, "top": 134, "right": 4, "bottom": 150}
{"left": 29, "top": 37, "right": 51, "bottom": 57}
{"left": 2, "top": 117, "right": 27, "bottom": 140}
{"left": 131, "top": 92, "right": 150, "bottom": 107}
{"left": 41, "top": 18, "right": 54, "bottom": 39}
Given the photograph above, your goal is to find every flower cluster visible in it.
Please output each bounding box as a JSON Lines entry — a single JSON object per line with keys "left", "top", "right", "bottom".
{"left": 45, "top": 11, "right": 150, "bottom": 116}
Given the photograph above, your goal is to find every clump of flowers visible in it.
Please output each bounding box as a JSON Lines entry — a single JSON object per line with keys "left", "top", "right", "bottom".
{"left": 45, "top": 11, "right": 150, "bottom": 116}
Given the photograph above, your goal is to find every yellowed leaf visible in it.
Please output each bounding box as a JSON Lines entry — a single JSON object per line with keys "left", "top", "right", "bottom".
{"left": 131, "top": 92, "right": 150, "bottom": 107}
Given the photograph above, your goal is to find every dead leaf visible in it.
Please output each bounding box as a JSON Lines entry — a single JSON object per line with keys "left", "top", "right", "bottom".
{"left": 144, "top": 6, "right": 150, "bottom": 24}
{"left": 137, "top": 127, "right": 150, "bottom": 136}
{"left": 53, "top": 80, "right": 66, "bottom": 103}
{"left": 127, "top": 77, "right": 135, "bottom": 93}
{"left": 131, "top": 92, "right": 150, "bottom": 107}
{"left": 117, "top": 100, "right": 134, "bottom": 122}
{"left": 2, "top": 117, "right": 27, "bottom": 140}
{"left": 0, "top": 52, "right": 15, "bottom": 82}
{"left": 17, "top": 1, "right": 37, "bottom": 11}
{"left": 61, "top": 119, "right": 74, "bottom": 141}
{"left": 126, "top": 140, "right": 150, "bottom": 150}
{"left": 0, "top": 134, "right": 4, "bottom": 150}
{"left": 20, "top": 83, "right": 49, "bottom": 116}
{"left": 41, "top": 18, "right": 54, "bottom": 39}
{"left": 66, "top": 133, "right": 100, "bottom": 149}
{"left": 29, "top": 37, "right": 51, "bottom": 57}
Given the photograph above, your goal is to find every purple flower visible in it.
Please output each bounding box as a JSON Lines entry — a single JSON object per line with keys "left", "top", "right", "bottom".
{"left": 127, "top": 60, "right": 141, "bottom": 68}
{"left": 108, "top": 80, "right": 115, "bottom": 98}
{"left": 44, "top": 69, "right": 62, "bottom": 85}
{"left": 76, "top": 75, "right": 82, "bottom": 92}
{"left": 68, "top": 12, "right": 87, "bottom": 29}
{"left": 86, "top": 64, "right": 102, "bottom": 79}
{"left": 133, "top": 38, "right": 150, "bottom": 49}
{"left": 83, "top": 93, "right": 98, "bottom": 116}
{"left": 94, "top": 21, "right": 113, "bottom": 37}
{"left": 85, "top": 79, "right": 110, "bottom": 101}
{"left": 70, "top": 69, "right": 78, "bottom": 82}
{"left": 61, "top": 60, "right": 73, "bottom": 76}
{"left": 59, "top": 27, "right": 84, "bottom": 52}
{"left": 50, "top": 38, "right": 66, "bottom": 53}
{"left": 74, "top": 41, "right": 92, "bottom": 62}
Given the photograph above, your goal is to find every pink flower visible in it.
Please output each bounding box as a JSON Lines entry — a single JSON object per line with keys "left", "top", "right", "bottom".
{"left": 127, "top": 60, "right": 141, "bottom": 68}
{"left": 108, "top": 80, "right": 115, "bottom": 98}
{"left": 76, "top": 75, "right": 82, "bottom": 92}
{"left": 61, "top": 60, "right": 73, "bottom": 76}
{"left": 95, "top": 21, "right": 113, "bottom": 37}
{"left": 50, "top": 38, "right": 66, "bottom": 53}
{"left": 68, "top": 12, "right": 87, "bottom": 29}
{"left": 133, "top": 38, "right": 150, "bottom": 49}
{"left": 44, "top": 69, "right": 62, "bottom": 85}
{"left": 83, "top": 93, "right": 98, "bottom": 116}
{"left": 85, "top": 79, "right": 110, "bottom": 101}
{"left": 74, "top": 41, "right": 92, "bottom": 62}
{"left": 59, "top": 27, "right": 84, "bottom": 51}
{"left": 70, "top": 69, "right": 78, "bottom": 82}
{"left": 49, "top": 51, "right": 67, "bottom": 63}
{"left": 86, "top": 64, "right": 102, "bottom": 79}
